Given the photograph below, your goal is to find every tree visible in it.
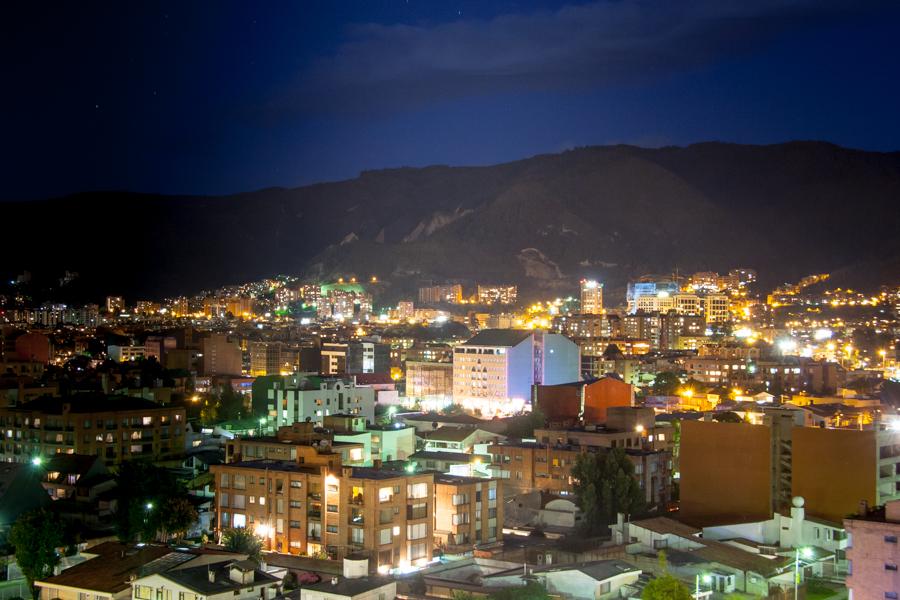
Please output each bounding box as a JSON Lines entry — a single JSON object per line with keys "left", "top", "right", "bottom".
{"left": 651, "top": 372, "right": 680, "bottom": 396}
{"left": 113, "top": 460, "right": 185, "bottom": 542}
{"left": 218, "top": 385, "right": 246, "bottom": 422}
{"left": 222, "top": 527, "right": 263, "bottom": 562}
{"left": 642, "top": 574, "right": 692, "bottom": 600}
{"left": 9, "top": 509, "right": 64, "bottom": 599}
{"left": 159, "top": 497, "right": 199, "bottom": 541}
{"left": 571, "top": 448, "right": 646, "bottom": 535}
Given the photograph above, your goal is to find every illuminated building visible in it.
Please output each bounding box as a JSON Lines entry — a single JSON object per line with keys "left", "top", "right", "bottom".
{"left": 266, "top": 374, "right": 375, "bottom": 428}
{"left": 225, "top": 296, "right": 255, "bottom": 319}
{"left": 397, "top": 300, "right": 414, "bottom": 321}
{"left": 321, "top": 341, "right": 389, "bottom": 375}
{"left": 579, "top": 279, "right": 604, "bottom": 314}
{"left": 211, "top": 460, "right": 436, "bottom": 569}
{"left": 452, "top": 329, "right": 579, "bottom": 415}
{"left": 250, "top": 341, "right": 298, "bottom": 376}
{"left": 418, "top": 284, "right": 463, "bottom": 305}
{"left": 704, "top": 293, "right": 730, "bottom": 323}
{"left": 107, "top": 344, "right": 145, "bottom": 362}
{"left": 626, "top": 279, "right": 678, "bottom": 313}
{"left": 476, "top": 284, "right": 518, "bottom": 305}
{"left": 105, "top": 296, "right": 124, "bottom": 313}
{"left": 490, "top": 410, "right": 673, "bottom": 505}
{"left": 553, "top": 313, "right": 620, "bottom": 338}
{"left": 433, "top": 474, "right": 502, "bottom": 556}
{"left": 200, "top": 333, "right": 243, "bottom": 376}
{"left": 405, "top": 361, "right": 453, "bottom": 409}
{"left": 321, "top": 342, "right": 348, "bottom": 375}
{"left": 0, "top": 394, "right": 185, "bottom": 466}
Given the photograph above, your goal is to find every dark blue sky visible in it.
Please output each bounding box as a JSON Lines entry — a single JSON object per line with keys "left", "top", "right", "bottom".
{"left": 3, "top": 0, "right": 899, "bottom": 200}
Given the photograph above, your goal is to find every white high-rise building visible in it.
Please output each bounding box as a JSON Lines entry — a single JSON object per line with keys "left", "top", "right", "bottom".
{"left": 580, "top": 279, "right": 604, "bottom": 314}
{"left": 452, "top": 329, "right": 579, "bottom": 416}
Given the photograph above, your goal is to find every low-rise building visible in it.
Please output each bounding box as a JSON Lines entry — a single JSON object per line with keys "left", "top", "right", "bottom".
{"left": 133, "top": 560, "right": 280, "bottom": 600}
{"left": 266, "top": 374, "right": 375, "bottom": 429}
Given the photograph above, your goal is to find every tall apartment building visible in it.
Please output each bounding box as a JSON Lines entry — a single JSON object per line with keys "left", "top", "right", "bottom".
{"left": 250, "top": 341, "right": 300, "bottom": 376}
{"left": 0, "top": 394, "right": 186, "bottom": 466}
{"left": 626, "top": 280, "right": 678, "bottom": 313}
{"left": 405, "top": 362, "right": 453, "bottom": 405}
{"left": 212, "top": 461, "right": 436, "bottom": 570}
{"left": 553, "top": 313, "right": 621, "bottom": 339}
{"left": 680, "top": 417, "right": 900, "bottom": 525}
{"left": 476, "top": 285, "right": 518, "bottom": 305}
{"left": 704, "top": 294, "right": 730, "bottom": 323}
{"left": 580, "top": 279, "right": 603, "bottom": 314}
{"left": 452, "top": 330, "right": 579, "bottom": 416}
{"left": 418, "top": 284, "right": 463, "bottom": 305}
{"left": 105, "top": 296, "right": 124, "bottom": 313}
{"left": 201, "top": 333, "right": 243, "bottom": 376}
{"left": 321, "top": 342, "right": 389, "bottom": 375}
{"left": 622, "top": 312, "right": 660, "bottom": 346}
{"left": 433, "top": 474, "right": 502, "bottom": 556}
{"left": 266, "top": 374, "right": 375, "bottom": 428}
{"left": 397, "top": 301, "right": 415, "bottom": 321}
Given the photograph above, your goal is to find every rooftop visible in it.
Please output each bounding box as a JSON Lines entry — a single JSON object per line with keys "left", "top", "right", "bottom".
{"left": 462, "top": 329, "right": 532, "bottom": 348}
{"left": 14, "top": 393, "right": 172, "bottom": 414}
{"left": 155, "top": 562, "right": 278, "bottom": 594}
{"left": 302, "top": 575, "right": 395, "bottom": 596}
{"left": 425, "top": 426, "right": 487, "bottom": 442}
{"left": 36, "top": 543, "right": 173, "bottom": 594}
{"left": 220, "top": 460, "right": 323, "bottom": 475}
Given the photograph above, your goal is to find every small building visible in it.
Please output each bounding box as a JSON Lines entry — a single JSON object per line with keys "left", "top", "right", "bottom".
{"left": 534, "top": 376, "right": 634, "bottom": 427}
{"left": 844, "top": 499, "right": 900, "bottom": 599}
{"left": 300, "top": 556, "right": 395, "bottom": 600}
{"left": 133, "top": 559, "right": 280, "bottom": 600}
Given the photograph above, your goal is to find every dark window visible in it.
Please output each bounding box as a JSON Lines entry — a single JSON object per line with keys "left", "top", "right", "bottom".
{"left": 886, "top": 535, "right": 898, "bottom": 543}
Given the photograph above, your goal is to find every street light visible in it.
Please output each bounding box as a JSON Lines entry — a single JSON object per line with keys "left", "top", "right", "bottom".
{"left": 30, "top": 456, "right": 43, "bottom": 467}
{"left": 794, "top": 547, "right": 814, "bottom": 600}
{"left": 695, "top": 573, "right": 712, "bottom": 599}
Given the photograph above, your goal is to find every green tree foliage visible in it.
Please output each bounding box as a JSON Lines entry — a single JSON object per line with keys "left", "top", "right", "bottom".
{"left": 9, "top": 509, "right": 64, "bottom": 598}
{"left": 571, "top": 449, "right": 646, "bottom": 535}
{"left": 159, "top": 497, "right": 199, "bottom": 541}
{"left": 218, "top": 385, "right": 246, "bottom": 422}
{"left": 651, "top": 372, "right": 680, "bottom": 396}
{"left": 114, "top": 461, "right": 193, "bottom": 542}
{"left": 642, "top": 574, "right": 692, "bottom": 599}
{"left": 222, "top": 527, "right": 263, "bottom": 562}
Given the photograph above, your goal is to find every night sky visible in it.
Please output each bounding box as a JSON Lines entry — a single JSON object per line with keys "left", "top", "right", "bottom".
{"left": 3, "top": 0, "right": 900, "bottom": 201}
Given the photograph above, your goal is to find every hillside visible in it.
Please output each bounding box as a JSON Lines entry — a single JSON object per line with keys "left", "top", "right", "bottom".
{"left": 3, "top": 141, "right": 899, "bottom": 304}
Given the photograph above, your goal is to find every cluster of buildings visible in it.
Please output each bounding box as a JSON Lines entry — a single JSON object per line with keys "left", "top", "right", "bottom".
{"left": 0, "top": 268, "right": 897, "bottom": 599}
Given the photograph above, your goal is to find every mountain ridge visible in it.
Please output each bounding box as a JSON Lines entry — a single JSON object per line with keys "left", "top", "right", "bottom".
{"left": 3, "top": 141, "right": 899, "bottom": 304}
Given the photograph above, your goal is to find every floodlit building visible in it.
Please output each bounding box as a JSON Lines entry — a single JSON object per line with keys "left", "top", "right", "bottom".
{"left": 452, "top": 330, "right": 579, "bottom": 416}
{"left": 266, "top": 373, "right": 375, "bottom": 428}
{"left": 580, "top": 279, "right": 604, "bottom": 314}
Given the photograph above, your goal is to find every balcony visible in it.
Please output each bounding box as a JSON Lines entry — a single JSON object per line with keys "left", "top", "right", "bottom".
{"left": 308, "top": 492, "right": 322, "bottom": 501}
{"left": 307, "top": 510, "right": 322, "bottom": 519}
{"left": 349, "top": 510, "right": 364, "bottom": 525}
{"left": 349, "top": 494, "right": 365, "bottom": 506}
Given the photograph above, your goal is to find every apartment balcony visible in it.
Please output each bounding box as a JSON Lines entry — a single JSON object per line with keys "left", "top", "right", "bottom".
{"left": 349, "top": 495, "right": 365, "bottom": 506}
{"left": 307, "top": 510, "right": 322, "bottom": 519}
{"left": 308, "top": 492, "right": 322, "bottom": 501}
{"left": 406, "top": 506, "right": 428, "bottom": 520}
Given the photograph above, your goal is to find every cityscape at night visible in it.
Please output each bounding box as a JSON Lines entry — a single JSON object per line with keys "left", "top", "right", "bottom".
{"left": 1, "top": 1, "right": 900, "bottom": 599}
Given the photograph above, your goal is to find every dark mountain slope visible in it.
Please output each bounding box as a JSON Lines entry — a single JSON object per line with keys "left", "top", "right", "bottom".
{"left": 3, "top": 141, "right": 898, "bottom": 303}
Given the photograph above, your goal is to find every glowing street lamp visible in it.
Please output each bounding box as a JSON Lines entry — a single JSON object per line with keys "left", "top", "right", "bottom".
{"left": 694, "top": 573, "right": 712, "bottom": 598}
{"left": 31, "top": 456, "right": 43, "bottom": 467}
{"left": 794, "top": 547, "right": 814, "bottom": 600}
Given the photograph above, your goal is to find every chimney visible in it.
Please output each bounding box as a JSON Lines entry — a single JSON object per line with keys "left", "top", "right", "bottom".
{"left": 373, "top": 459, "right": 382, "bottom": 469}
{"left": 208, "top": 568, "right": 215, "bottom": 583}
{"left": 859, "top": 499, "right": 869, "bottom": 517}
{"left": 331, "top": 576, "right": 339, "bottom": 586}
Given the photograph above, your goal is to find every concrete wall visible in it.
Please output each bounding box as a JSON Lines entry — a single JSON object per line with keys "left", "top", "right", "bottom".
{"left": 680, "top": 421, "right": 772, "bottom": 524}
{"left": 792, "top": 427, "right": 877, "bottom": 523}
